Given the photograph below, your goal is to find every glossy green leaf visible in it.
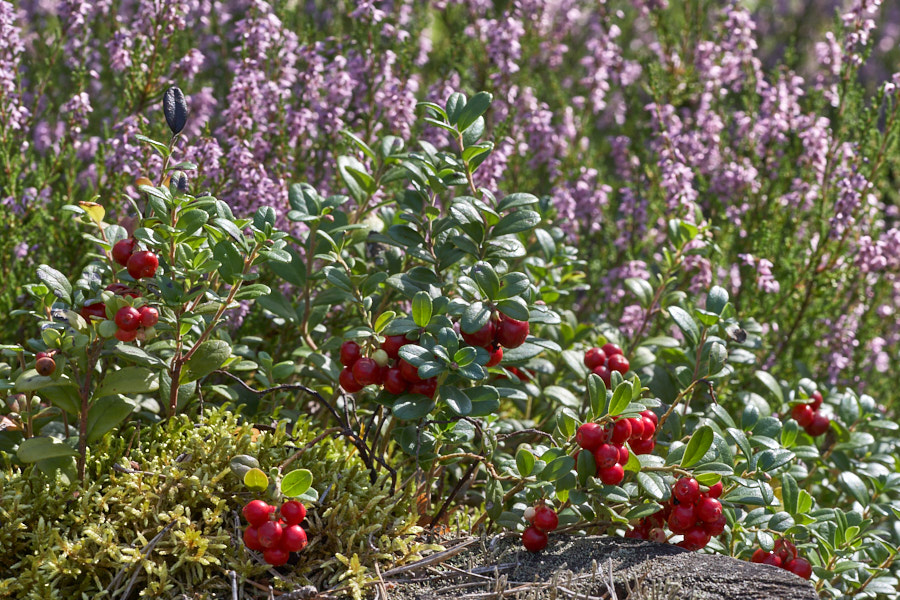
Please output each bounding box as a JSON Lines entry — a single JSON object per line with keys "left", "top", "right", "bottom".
{"left": 516, "top": 448, "right": 535, "bottom": 477}
{"left": 281, "top": 469, "right": 313, "bottom": 497}
{"left": 17, "top": 437, "right": 78, "bottom": 463}
{"left": 180, "top": 341, "right": 231, "bottom": 383}
{"left": 243, "top": 468, "right": 268, "bottom": 492}
{"left": 681, "top": 425, "right": 713, "bottom": 468}
{"left": 94, "top": 367, "right": 159, "bottom": 397}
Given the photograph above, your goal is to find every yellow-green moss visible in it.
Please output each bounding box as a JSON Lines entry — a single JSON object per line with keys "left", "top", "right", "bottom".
{"left": 0, "top": 408, "right": 437, "bottom": 598}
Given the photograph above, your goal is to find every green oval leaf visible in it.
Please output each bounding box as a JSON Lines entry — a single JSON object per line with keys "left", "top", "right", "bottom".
{"left": 17, "top": 437, "right": 79, "bottom": 463}
{"left": 281, "top": 468, "right": 313, "bottom": 498}
{"left": 243, "top": 467, "right": 269, "bottom": 492}
{"left": 516, "top": 448, "right": 535, "bottom": 477}
{"left": 412, "top": 291, "right": 433, "bottom": 327}
{"left": 681, "top": 425, "right": 713, "bottom": 468}
{"left": 180, "top": 340, "right": 231, "bottom": 383}
{"left": 94, "top": 367, "right": 160, "bottom": 397}
{"left": 668, "top": 306, "right": 699, "bottom": 345}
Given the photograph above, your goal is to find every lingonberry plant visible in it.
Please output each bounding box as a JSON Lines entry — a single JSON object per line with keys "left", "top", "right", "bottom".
{"left": 0, "top": 88, "right": 292, "bottom": 481}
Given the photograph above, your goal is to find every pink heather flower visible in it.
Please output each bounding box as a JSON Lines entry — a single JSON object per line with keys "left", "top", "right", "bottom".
{"left": 739, "top": 254, "right": 781, "bottom": 294}
{"left": 61, "top": 92, "right": 92, "bottom": 132}
{"left": 0, "top": 0, "right": 29, "bottom": 131}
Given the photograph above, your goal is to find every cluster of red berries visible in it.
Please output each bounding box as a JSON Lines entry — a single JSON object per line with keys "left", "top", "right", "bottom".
{"left": 790, "top": 391, "right": 830, "bottom": 437}
{"left": 627, "top": 477, "right": 725, "bottom": 551}
{"left": 112, "top": 238, "right": 159, "bottom": 280}
{"left": 521, "top": 504, "right": 559, "bottom": 552}
{"left": 338, "top": 338, "right": 438, "bottom": 398}
{"left": 750, "top": 538, "right": 812, "bottom": 579}
{"left": 575, "top": 410, "right": 658, "bottom": 485}
{"left": 583, "top": 342, "right": 630, "bottom": 388}
{"left": 112, "top": 305, "right": 159, "bottom": 342}
{"left": 241, "top": 499, "right": 309, "bottom": 566}
{"left": 35, "top": 351, "right": 56, "bottom": 376}
{"left": 460, "top": 314, "right": 530, "bottom": 367}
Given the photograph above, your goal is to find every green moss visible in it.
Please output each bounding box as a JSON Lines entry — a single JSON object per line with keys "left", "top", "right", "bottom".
{"left": 0, "top": 407, "right": 435, "bottom": 598}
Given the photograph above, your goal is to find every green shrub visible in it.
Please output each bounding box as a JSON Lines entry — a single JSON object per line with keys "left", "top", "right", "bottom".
{"left": 0, "top": 407, "right": 429, "bottom": 599}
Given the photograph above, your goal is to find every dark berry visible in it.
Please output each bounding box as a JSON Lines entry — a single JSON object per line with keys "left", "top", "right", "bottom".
{"left": 410, "top": 377, "right": 437, "bottom": 398}
{"left": 139, "top": 306, "right": 159, "bottom": 328}
{"left": 597, "top": 464, "right": 625, "bottom": 485}
{"left": 667, "top": 504, "right": 696, "bottom": 534}
{"left": 673, "top": 477, "right": 701, "bottom": 504}
{"left": 112, "top": 238, "right": 136, "bottom": 266}
{"left": 399, "top": 358, "right": 423, "bottom": 383}
{"left": 243, "top": 500, "right": 271, "bottom": 527}
{"left": 105, "top": 283, "right": 141, "bottom": 298}
{"left": 486, "top": 344, "right": 503, "bottom": 367}
{"left": 115, "top": 306, "right": 142, "bottom": 332}
{"left": 593, "top": 443, "right": 619, "bottom": 470}
{"left": 352, "top": 357, "right": 380, "bottom": 386}
{"left": 696, "top": 497, "right": 723, "bottom": 524}
{"left": 381, "top": 335, "right": 408, "bottom": 360}
{"left": 495, "top": 315, "right": 529, "bottom": 349}
{"left": 575, "top": 423, "right": 608, "bottom": 452}
{"left": 602, "top": 343, "right": 623, "bottom": 357}
{"left": 384, "top": 367, "right": 408, "bottom": 395}
{"left": 610, "top": 419, "right": 632, "bottom": 445}
{"left": 263, "top": 546, "right": 290, "bottom": 566}
{"left": 243, "top": 526, "right": 264, "bottom": 551}
{"left": 339, "top": 367, "right": 363, "bottom": 393}
{"left": 257, "top": 521, "right": 283, "bottom": 549}
{"left": 35, "top": 356, "right": 56, "bottom": 376}
{"left": 126, "top": 250, "right": 159, "bottom": 279}
{"left": 810, "top": 390, "right": 824, "bottom": 410}
{"left": 340, "top": 341, "right": 362, "bottom": 367}
{"left": 80, "top": 301, "right": 107, "bottom": 321}
{"left": 522, "top": 526, "right": 548, "bottom": 552}
{"left": 280, "top": 525, "right": 308, "bottom": 552}
{"left": 607, "top": 353, "right": 630, "bottom": 374}
{"left": 461, "top": 320, "right": 495, "bottom": 348}
{"left": 791, "top": 404, "right": 815, "bottom": 428}
{"left": 784, "top": 557, "right": 812, "bottom": 579}
{"left": 115, "top": 328, "right": 138, "bottom": 342}
{"left": 751, "top": 548, "right": 768, "bottom": 563}
{"left": 679, "top": 526, "right": 711, "bottom": 551}
{"left": 630, "top": 437, "right": 656, "bottom": 455}
{"left": 280, "top": 501, "right": 306, "bottom": 526}
{"left": 583, "top": 347, "right": 607, "bottom": 370}
{"left": 707, "top": 481, "right": 724, "bottom": 499}
{"left": 532, "top": 505, "right": 559, "bottom": 532}
{"left": 805, "top": 412, "right": 830, "bottom": 436}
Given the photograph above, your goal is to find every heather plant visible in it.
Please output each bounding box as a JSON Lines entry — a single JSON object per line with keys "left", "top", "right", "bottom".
{"left": 1, "top": 1, "right": 900, "bottom": 599}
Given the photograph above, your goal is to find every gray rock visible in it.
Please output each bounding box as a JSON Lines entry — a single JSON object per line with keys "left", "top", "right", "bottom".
{"left": 384, "top": 535, "right": 819, "bottom": 600}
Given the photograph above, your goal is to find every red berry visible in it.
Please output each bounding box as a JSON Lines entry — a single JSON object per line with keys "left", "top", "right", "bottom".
{"left": 522, "top": 526, "right": 548, "bottom": 552}
{"left": 673, "top": 477, "right": 701, "bottom": 504}
{"left": 280, "top": 501, "right": 306, "bottom": 526}
{"left": 610, "top": 419, "right": 632, "bottom": 445}
{"left": 410, "top": 377, "right": 437, "bottom": 398}
{"left": 339, "top": 367, "right": 363, "bottom": 393}
{"left": 495, "top": 315, "right": 529, "bottom": 349}
{"left": 791, "top": 404, "right": 815, "bottom": 428}
{"left": 340, "top": 341, "right": 362, "bottom": 367}
{"left": 583, "top": 347, "right": 607, "bottom": 370}
{"left": 462, "top": 320, "right": 495, "bottom": 348}
{"left": 639, "top": 416, "right": 656, "bottom": 439}
{"left": 139, "top": 306, "right": 159, "bottom": 328}
{"left": 630, "top": 437, "right": 656, "bottom": 455}
{"left": 80, "top": 301, "right": 107, "bottom": 321}
{"left": 384, "top": 367, "right": 408, "bottom": 395}
{"left": 532, "top": 506, "right": 559, "bottom": 532}
{"left": 112, "top": 238, "right": 137, "bottom": 266}
{"left": 703, "top": 512, "right": 727, "bottom": 536}
{"left": 243, "top": 500, "right": 271, "bottom": 527}
{"left": 35, "top": 356, "right": 56, "bottom": 376}
{"left": 126, "top": 250, "right": 159, "bottom": 279}
{"left": 607, "top": 353, "right": 630, "bottom": 374}
{"left": 810, "top": 390, "right": 824, "bottom": 410}
{"left": 696, "top": 497, "right": 723, "bottom": 524}
{"left": 115, "top": 328, "right": 138, "bottom": 342}
{"left": 280, "top": 525, "right": 308, "bottom": 552}
{"left": 805, "top": 412, "right": 830, "bottom": 436}
{"left": 707, "top": 481, "right": 724, "bottom": 499}
{"left": 381, "top": 335, "right": 407, "bottom": 360}
{"left": 575, "top": 423, "right": 608, "bottom": 452}
{"left": 640, "top": 410, "right": 659, "bottom": 427}
{"left": 593, "top": 443, "right": 619, "bottom": 470}
{"left": 105, "top": 283, "right": 141, "bottom": 298}
{"left": 774, "top": 538, "right": 798, "bottom": 561}
{"left": 617, "top": 444, "right": 629, "bottom": 465}
{"left": 626, "top": 417, "right": 643, "bottom": 440}
{"left": 486, "top": 344, "right": 503, "bottom": 367}
{"left": 597, "top": 464, "right": 625, "bottom": 485}
{"left": 762, "top": 553, "right": 783, "bottom": 568}
{"left": 243, "top": 526, "right": 264, "bottom": 551}
{"left": 592, "top": 365, "right": 612, "bottom": 388}
{"left": 784, "top": 557, "right": 812, "bottom": 580}
{"left": 115, "top": 306, "right": 142, "bottom": 332}
{"left": 263, "top": 546, "right": 290, "bottom": 566}
{"left": 602, "top": 343, "right": 623, "bottom": 357}
{"left": 399, "top": 358, "right": 423, "bottom": 383}
{"left": 667, "top": 504, "right": 696, "bottom": 534}
{"left": 751, "top": 548, "right": 768, "bottom": 563}
{"left": 352, "top": 357, "right": 380, "bottom": 386}
{"left": 680, "top": 526, "right": 711, "bottom": 550}
{"left": 257, "top": 521, "right": 283, "bottom": 549}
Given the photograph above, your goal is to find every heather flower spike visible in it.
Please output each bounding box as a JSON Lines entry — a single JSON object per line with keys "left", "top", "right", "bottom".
{"left": 163, "top": 86, "right": 188, "bottom": 135}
